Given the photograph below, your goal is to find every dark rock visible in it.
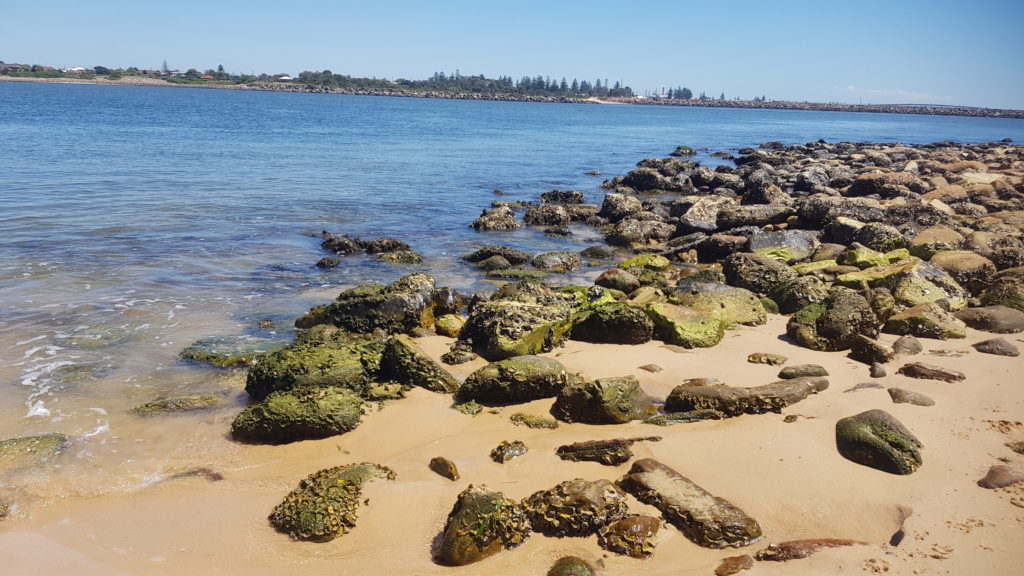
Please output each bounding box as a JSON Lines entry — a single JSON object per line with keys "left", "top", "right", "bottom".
{"left": 747, "top": 229, "right": 819, "bottom": 263}
{"left": 896, "top": 362, "right": 966, "bottom": 382}
{"left": 977, "top": 465, "right": 1024, "bottom": 489}
{"left": 532, "top": 251, "right": 582, "bottom": 272}
{"left": 441, "top": 340, "right": 478, "bottom": 365}
{"left": 377, "top": 249, "right": 423, "bottom": 264}
{"left": 524, "top": 205, "right": 570, "bottom": 227}
{"left": 892, "top": 335, "right": 923, "bottom": 355}
{"left": 617, "top": 458, "right": 762, "bottom": 548}
{"left": 717, "top": 205, "right": 795, "bottom": 229}
{"left": 540, "top": 189, "right": 586, "bottom": 204}
{"left": 908, "top": 226, "right": 965, "bottom": 259}
{"left": 268, "top": 463, "right": 395, "bottom": 542}
{"left": 434, "top": 484, "right": 530, "bottom": 566}
{"left": 429, "top": 457, "right": 460, "bottom": 481}
{"left": 665, "top": 377, "right": 829, "bottom": 417}
{"left": 850, "top": 334, "right": 896, "bottom": 364}
{"left": 887, "top": 388, "right": 935, "bottom": 406}
{"left": 835, "top": 409, "right": 922, "bottom": 474}
{"left": 883, "top": 302, "right": 967, "bottom": 339}
{"left": 462, "top": 245, "right": 533, "bottom": 266}
{"left": 580, "top": 245, "right": 619, "bottom": 260}
{"left": 471, "top": 206, "right": 522, "bottom": 231}
{"left": 930, "top": 250, "right": 997, "bottom": 296}
{"left": 595, "top": 268, "right": 640, "bottom": 293}
{"left": 295, "top": 273, "right": 436, "bottom": 335}
{"left": 768, "top": 276, "right": 830, "bottom": 314}
{"left": 490, "top": 440, "right": 528, "bottom": 463}
{"left": 722, "top": 253, "right": 798, "bottom": 295}
{"left": 972, "top": 337, "right": 1020, "bottom": 356}
{"left": 456, "top": 355, "right": 579, "bottom": 405}
{"left": 605, "top": 218, "right": 675, "bottom": 247}
{"left": 980, "top": 276, "right": 1024, "bottom": 312}
{"left": 755, "top": 539, "right": 865, "bottom": 561}
{"left": 778, "top": 364, "right": 829, "bottom": 379}
{"left": 855, "top": 222, "right": 909, "bottom": 253}
{"left": 231, "top": 386, "right": 364, "bottom": 444}
{"left": 954, "top": 305, "right": 1024, "bottom": 333}
{"left": 786, "top": 287, "right": 879, "bottom": 351}
{"left": 316, "top": 257, "right": 341, "bottom": 269}
{"left": 598, "top": 515, "right": 661, "bottom": 558}
{"left": 846, "top": 171, "right": 920, "bottom": 198}
{"left": 379, "top": 334, "right": 458, "bottom": 393}
{"left": 524, "top": 478, "right": 629, "bottom": 537}
{"left": 571, "top": 302, "right": 654, "bottom": 345}
{"left": 556, "top": 437, "right": 661, "bottom": 466}
{"left": 551, "top": 376, "right": 657, "bottom": 424}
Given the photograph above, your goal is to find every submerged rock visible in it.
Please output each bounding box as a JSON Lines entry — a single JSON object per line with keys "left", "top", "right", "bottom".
{"left": 231, "top": 386, "right": 364, "bottom": 444}
{"left": 524, "top": 478, "right": 629, "bottom": 537}
{"left": 268, "top": 463, "right": 395, "bottom": 542}
{"left": 551, "top": 376, "right": 657, "bottom": 424}
{"left": 617, "top": 458, "right": 762, "bottom": 548}
{"left": 132, "top": 394, "right": 221, "bottom": 416}
{"left": 456, "top": 355, "right": 578, "bottom": 405}
{"left": 179, "top": 336, "right": 283, "bottom": 368}
{"left": 665, "top": 377, "right": 829, "bottom": 417}
{"left": 835, "top": 409, "right": 922, "bottom": 475}
{"left": 0, "top": 433, "right": 69, "bottom": 471}
{"left": 434, "top": 484, "right": 530, "bottom": 566}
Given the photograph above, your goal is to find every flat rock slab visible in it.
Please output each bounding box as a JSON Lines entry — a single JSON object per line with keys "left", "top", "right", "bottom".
{"left": 896, "top": 362, "right": 966, "bottom": 382}
{"left": 888, "top": 387, "right": 935, "bottom": 406}
{"left": 954, "top": 305, "right": 1024, "bottom": 333}
{"left": 664, "top": 377, "right": 829, "bottom": 417}
{"left": 616, "top": 458, "right": 762, "bottom": 548}
{"left": 755, "top": 538, "right": 866, "bottom": 561}
{"left": 555, "top": 436, "right": 661, "bottom": 466}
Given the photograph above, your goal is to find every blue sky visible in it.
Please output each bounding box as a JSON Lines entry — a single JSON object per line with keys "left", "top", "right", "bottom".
{"left": 5, "top": 0, "right": 1023, "bottom": 109}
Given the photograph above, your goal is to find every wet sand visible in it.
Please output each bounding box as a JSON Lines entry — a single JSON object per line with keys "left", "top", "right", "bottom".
{"left": 2, "top": 314, "right": 1022, "bottom": 575}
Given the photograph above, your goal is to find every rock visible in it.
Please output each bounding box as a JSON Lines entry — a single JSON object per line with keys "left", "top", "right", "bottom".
{"left": 617, "top": 458, "right": 762, "bottom": 548}
{"left": 524, "top": 478, "right": 629, "bottom": 537}
{"left": 696, "top": 234, "right": 748, "bottom": 261}
{"left": 377, "top": 249, "right": 423, "bottom": 264}
{"left": 980, "top": 276, "right": 1024, "bottom": 312}
{"left": 837, "top": 243, "right": 890, "bottom": 269}
{"left": 551, "top": 376, "right": 657, "bottom": 424}
{"left": 845, "top": 382, "right": 885, "bottom": 393}
{"left": 747, "top": 352, "right": 787, "bottom": 366}
{"left": 532, "top": 251, "right": 582, "bottom": 272}
{"left": 715, "top": 554, "right": 754, "bottom": 576}
{"left": 888, "top": 388, "right": 935, "bottom": 406}
{"left": 471, "top": 205, "right": 522, "bottom": 231}
{"left": 546, "top": 556, "right": 596, "bottom": 576}
{"left": 295, "top": 273, "right": 437, "bottom": 334}
{"left": 458, "top": 300, "right": 573, "bottom": 361}
{"left": 510, "top": 413, "right": 560, "bottom": 429}
{"left": 441, "top": 340, "right": 478, "bottom": 365}
{"left": 132, "top": 394, "right": 221, "bottom": 416}
{"left": 0, "top": 433, "right": 69, "bottom": 471}
{"left": 179, "top": 336, "right": 283, "bottom": 368}
{"left": 908, "top": 226, "right": 965, "bottom": 259}
{"left": 834, "top": 260, "right": 969, "bottom": 311}
{"left": 541, "top": 189, "right": 586, "bottom": 204}
{"left": 268, "top": 463, "right": 395, "bottom": 542}
{"left": 722, "top": 253, "right": 798, "bottom": 295}
{"left": 892, "top": 335, "right": 923, "bottom": 355}
{"left": 644, "top": 410, "right": 726, "bottom": 426}
{"left": 883, "top": 302, "right": 967, "bottom": 339}
{"left": 717, "top": 204, "right": 795, "bottom": 229}
{"left": 434, "top": 314, "right": 465, "bottom": 338}
{"left": 835, "top": 409, "right": 922, "bottom": 474}
{"left": 850, "top": 334, "right": 896, "bottom": 364}
{"left": 778, "top": 364, "right": 829, "bottom": 379}
{"left": 620, "top": 252, "right": 672, "bottom": 270}
{"left": 929, "top": 250, "right": 997, "bottom": 295}
{"left": 316, "top": 257, "right": 341, "bottom": 269}
{"left": 644, "top": 303, "right": 725, "bottom": 348}
{"left": 665, "top": 377, "right": 829, "bottom": 417}
{"left": 485, "top": 268, "right": 549, "bottom": 281}
{"left": 977, "top": 465, "right": 1024, "bottom": 489}
{"left": 462, "top": 245, "right": 533, "bottom": 266}
{"left": 846, "top": 171, "right": 920, "bottom": 198}
{"left": 456, "top": 355, "right": 579, "bottom": 405}
{"left": 768, "top": 276, "right": 830, "bottom": 314}
{"left": 231, "top": 387, "right": 364, "bottom": 444}
{"left": 972, "top": 337, "right": 1020, "bottom": 356}
{"left": 747, "top": 229, "right": 819, "bottom": 263}
{"left": 755, "top": 539, "right": 865, "bottom": 561}
{"left": 786, "top": 287, "right": 879, "bottom": 351}
{"left": 676, "top": 195, "right": 736, "bottom": 233}
{"left": 670, "top": 283, "right": 767, "bottom": 327}
{"left": 477, "top": 255, "right": 512, "bottom": 271}
{"left": 595, "top": 268, "right": 640, "bottom": 293}
{"left": 598, "top": 515, "right": 661, "bottom": 558}
{"left": 954, "top": 305, "right": 1024, "bottom": 333}
{"left": 434, "top": 484, "right": 530, "bottom": 566}
{"left": 580, "top": 245, "right": 619, "bottom": 260}
{"left": 571, "top": 302, "right": 654, "bottom": 345}
{"left": 556, "top": 437, "right": 660, "bottom": 466}
{"left": 598, "top": 193, "right": 643, "bottom": 222}
{"left": 524, "top": 204, "right": 570, "bottom": 227}
{"left": 871, "top": 362, "right": 887, "bottom": 378}
{"left": 855, "top": 222, "right": 910, "bottom": 252}
{"left": 896, "top": 362, "right": 966, "bottom": 382}
{"left": 605, "top": 217, "right": 676, "bottom": 247}
{"left": 429, "top": 457, "right": 460, "bottom": 481}
{"left": 379, "top": 334, "right": 458, "bottom": 393}
{"left": 490, "top": 440, "right": 528, "bottom": 463}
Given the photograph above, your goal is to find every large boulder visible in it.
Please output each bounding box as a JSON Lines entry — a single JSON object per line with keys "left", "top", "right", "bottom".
{"left": 471, "top": 206, "right": 522, "bottom": 231}
{"left": 458, "top": 300, "right": 573, "bottom": 361}
{"left": 834, "top": 260, "right": 968, "bottom": 311}
{"left": 954, "top": 305, "right": 1024, "bottom": 333}
{"left": 908, "top": 226, "right": 965, "bottom": 259}
{"left": 551, "top": 376, "right": 656, "bottom": 424}
{"left": 295, "top": 273, "right": 437, "bottom": 334}
{"left": 268, "top": 463, "right": 395, "bottom": 542}
{"left": 722, "top": 253, "right": 798, "bottom": 295}
{"left": 979, "top": 276, "right": 1024, "bottom": 312}
{"left": 605, "top": 218, "right": 675, "bottom": 247}
{"left": 747, "top": 229, "right": 819, "bottom": 263}
{"left": 786, "top": 287, "right": 879, "bottom": 351}
{"left": 644, "top": 302, "right": 725, "bottom": 348}
{"left": 768, "top": 276, "right": 830, "bottom": 314}
{"left": 882, "top": 302, "right": 967, "bottom": 340}
{"left": 928, "top": 250, "right": 996, "bottom": 295}
{"left": 231, "top": 387, "right": 364, "bottom": 444}
{"left": 845, "top": 171, "right": 920, "bottom": 198}
{"left": 598, "top": 193, "right": 643, "bottom": 222}
{"left": 835, "top": 409, "right": 922, "bottom": 475}
{"left": 617, "top": 458, "right": 763, "bottom": 549}
{"left": 716, "top": 205, "right": 795, "bottom": 229}
{"left": 532, "top": 251, "right": 583, "bottom": 272}
{"left": 670, "top": 283, "right": 767, "bottom": 327}
{"left": 462, "top": 246, "right": 533, "bottom": 266}
{"left": 455, "top": 356, "right": 579, "bottom": 405}
{"left": 434, "top": 484, "right": 531, "bottom": 566}
{"left": 664, "top": 378, "right": 829, "bottom": 417}
{"left": 379, "top": 334, "right": 458, "bottom": 393}
{"left": 571, "top": 302, "right": 654, "bottom": 345}
{"left": 524, "top": 204, "right": 570, "bottom": 227}
{"left": 524, "top": 479, "right": 629, "bottom": 537}
{"left": 594, "top": 268, "right": 640, "bottom": 293}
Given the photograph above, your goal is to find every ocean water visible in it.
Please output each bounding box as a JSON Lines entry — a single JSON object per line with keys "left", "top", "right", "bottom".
{"left": 1, "top": 81, "right": 1023, "bottom": 500}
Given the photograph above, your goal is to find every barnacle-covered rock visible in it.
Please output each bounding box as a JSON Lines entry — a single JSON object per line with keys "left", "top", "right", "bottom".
{"left": 556, "top": 437, "right": 661, "bottom": 466}
{"left": 598, "top": 515, "right": 661, "bottom": 558}
{"left": 434, "top": 484, "right": 531, "bottom": 566}
{"left": 570, "top": 301, "right": 654, "bottom": 345}
{"left": 665, "top": 378, "right": 829, "bottom": 418}
{"left": 0, "top": 433, "right": 69, "bottom": 471}
{"left": 490, "top": 440, "right": 528, "bottom": 463}
{"left": 268, "top": 463, "right": 395, "bottom": 542}
{"left": 132, "top": 394, "right": 221, "bottom": 416}
{"left": 786, "top": 287, "right": 879, "bottom": 351}
{"left": 294, "top": 273, "right": 437, "bottom": 334}
{"left": 551, "top": 376, "right": 657, "bottom": 424}
{"left": 524, "top": 478, "right": 629, "bottom": 537}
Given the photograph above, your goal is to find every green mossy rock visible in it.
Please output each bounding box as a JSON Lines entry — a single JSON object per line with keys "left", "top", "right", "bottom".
{"left": 835, "top": 260, "right": 968, "bottom": 311}
{"left": 434, "top": 484, "right": 531, "bottom": 566}
{"left": 294, "top": 273, "right": 436, "bottom": 334}
{"left": 268, "top": 463, "right": 395, "bottom": 542}
{"left": 882, "top": 302, "right": 967, "bottom": 340}
{"left": 837, "top": 243, "right": 889, "bottom": 269}
{"left": 132, "top": 394, "right": 221, "bottom": 416}
{"left": 669, "top": 283, "right": 767, "bottom": 327}
{"left": 768, "top": 276, "right": 830, "bottom": 314}
{"left": 786, "top": 287, "right": 879, "bottom": 351}
{"left": 180, "top": 336, "right": 284, "bottom": 368}
{"left": 980, "top": 276, "right": 1024, "bottom": 312}
{"left": 232, "top": 386, "right": 364, "bottom": 444}
{"left": 620, "top": 253, "right": 671, "bottom": 271}
{"left": 835, "top": 409, "right": 922, "bottom": 475}
{"left": 791, "top": 259, "right": 837, "bottom": 275}
{"left": 459, "top": 300, "right": 573, "bottom": 361}
{"left": 547, "top": 556, "right": 596, "bottom": 576}
{"left": 434, "top": 314, "right": 465, "bottom": 338}
{"left": 571, "top": 301, "right": 654, "bottom": 345}
{"left": 457, "top": 355, "right": 579, "bottom": 405}
{"left": 377, "top": 249, "right": 423, "bottom": 264}
{"left": 532, "top": 251, "right": 583, "bottom": 273}
{"left": 510, "top": 413, "right": 560, "bottom": 429}
{"left": 0, "top": 433, "right": 69, "bottom": 471}
{"left": 747, "top": 229, "right": 819, "bottom": 263}
{"left": 551, "top": 376, "right": 656, "bottom": 424}
{"left": 722, "top": 252, "right": 799, "bottom": 295}
{"left": 462, "top": 245, "right": 533, "bottom": 266}
{"left": 644, "top": 302, "right": 724, "bottom": 348}
{"left": 379, "top": 334, "right": 458, "bottom": 393}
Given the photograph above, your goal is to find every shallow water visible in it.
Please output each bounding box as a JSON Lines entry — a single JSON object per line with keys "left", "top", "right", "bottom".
{"left": 2, "top": 81, "right": 1024, "bottom": 508}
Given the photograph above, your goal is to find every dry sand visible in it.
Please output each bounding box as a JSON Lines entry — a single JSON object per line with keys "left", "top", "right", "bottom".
{"left": 1, "top": 314, "right": 1023, "bottom": 575}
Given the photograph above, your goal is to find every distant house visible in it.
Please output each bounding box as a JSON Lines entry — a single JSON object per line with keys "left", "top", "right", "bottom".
{"left": 200, "top": 74, "right": 215, "bottom": 80}
{"left": 64, "top": 67, "right": 87, "bottom": 74}
{"left": 0, "top": 63, "right": 27, "bottom": 72}
{"left": 277, "top": 75, "right": 293, "bottom": 81}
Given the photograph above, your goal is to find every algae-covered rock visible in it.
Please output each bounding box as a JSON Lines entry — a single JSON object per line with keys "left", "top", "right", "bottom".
{"left": 835, "top": 409, "right": 922, "bottom": 475}
{"left": 510, "top": 413, "right": 560, "bottom": 429}
{"left": 180, "top": 336, "right": 284, "bottom": 368}
{"left": 490, "top": 440, "right": 528, "bottom": 463}
{"left": 462, "top": 245, "right": 533, "bottom": 266}
{"left": 434, "top": 314, "right": 465, "bottom": 338}
{"left": 457, "top": 355, "right": 578, "bottom": 405}
{"left": 979, "top": 276, "right": 1024, "bottom": 312}
{"left": 547, "top": 556, "right": 596, "bottom": 576}
{"left": 598, "top": 515, "right": 661, "bottom": 558}
{"left": 620, "top": 253, "right": 671, "bottom": 271}
{"left": 644, "top": 302, "right": 725, "bottom": 348}
{"left": 132, "top": 394, "right": 221, "bottom": 416}
{"left": 882, "top": 302, "right": 967, "bottom": 339}
{"left": 471, "top": 206, "right": 522, "bottom": 231}
{"left": 644, "top": 410, "right": 726, "bottom": 426}
{"left": 295, "top": 273, "right": 436, "bottom": 334}
{"left": 0, "top": 433, "right": 69, "bottom": 471}
{"left": 778, "top": 364, "right": 828, "bottom": 379}
{"left": 747, "top": 229, "right": 819, "bottom": 263}
{"left": 556, "top": 437, "right": 660, "bottom": 466}
{"left": 379, "top": 334, "right": 458, "bottom": 393}
{"left": 434, "top": 484, "right": 531, "bottom": 566}
{"left": 834, "top": 260, "right": 968, "bottom": 311}
{"left": 459, "top": 300, "right": 574, "bottom": 361}
{"left": 908, "top": 226, "right": 965, "bottom": 259}
{"left": 532, "top": 251, "right": 583, "bottom": 273}
{"left": 231, "top": 386, "right": 364, "bottom": 444}
{"left": 551, "top": 376, "right": 657, "bottom": 424}
{"left": 669, "top": 283, "right": 767, "bottom": 327}
{"left": 377, "top": 249, "right": 424, "bottom": 264}
{"left": 617, "top": 458, "right": 762, "bottom": 548}
{"left": 524, "top": 478, "right": 629, "bottom": 537}
{"left": 786, "top": 287, "right": 879, "bottom": 351}
{"left": 268, "top": 463, "right": 395, "bottom": 542}
{"left": 929, "top": 250, "right": 996, "bottom": 296}
{"left": 571, "top": 301, "right": 654, "bottom": 345}
{"left": 722, "top": 253, "right": 798, "bottom": 295}
{"left": 665, "top": 378, "right": 829, "bottom": 417}
{"left": 768, "top": 276, "right": 830, "bottom": 314}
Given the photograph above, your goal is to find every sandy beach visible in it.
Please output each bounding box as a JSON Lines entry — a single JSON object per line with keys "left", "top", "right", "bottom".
{"left": 1, "top": 311, "right": 1021, "bottom": 575}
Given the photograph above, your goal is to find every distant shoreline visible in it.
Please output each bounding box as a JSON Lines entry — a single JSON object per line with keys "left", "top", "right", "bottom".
{"left": 3, "top": 75, "right": 1022, "bottom": 119}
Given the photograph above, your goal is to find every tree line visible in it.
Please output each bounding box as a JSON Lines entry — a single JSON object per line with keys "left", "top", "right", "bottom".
{"left": 294, "top": 69, "right": 635, "bottom": 97}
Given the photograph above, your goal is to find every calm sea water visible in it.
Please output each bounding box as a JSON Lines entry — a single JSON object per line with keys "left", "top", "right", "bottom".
{"left": 1, "top": 81, "right": 1023, "bottom": 492}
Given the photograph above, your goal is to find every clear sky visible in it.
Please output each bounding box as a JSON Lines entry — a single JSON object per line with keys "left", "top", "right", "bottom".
{"left": 4, "top": 0, "right": 1023, "bottom": 109}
